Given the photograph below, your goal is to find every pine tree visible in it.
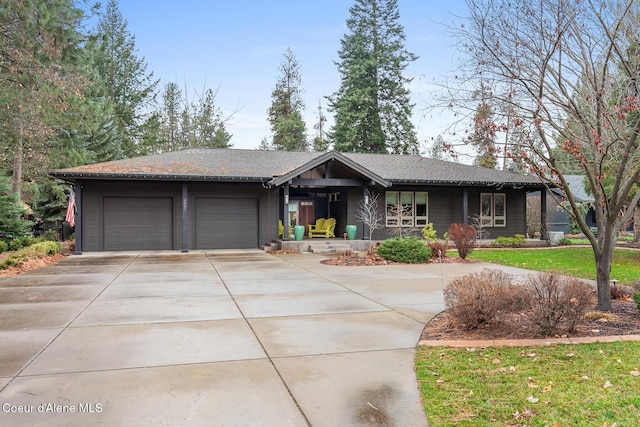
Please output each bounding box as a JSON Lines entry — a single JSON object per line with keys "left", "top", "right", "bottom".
{"left": 91, "top": 0, "right": 158, "bottom": 157}
{"left": 0, "top": 0, "right": 87, "bottom": 199}
{"left": 0, "top": 177, "right": 31, "bottom": 238}
{"left": 328, "top": 0, "right": 418, "bottom": 154}
{"left": 195, "top": 88, "right": 232, "bottom": 148}
{"left": 267, "top": 48, "right": 308, "bottom": 151}
{"left": 312, "top": 101, "right": 329, "bottom": 152}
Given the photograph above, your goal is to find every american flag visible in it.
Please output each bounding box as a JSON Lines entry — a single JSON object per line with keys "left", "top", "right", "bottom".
{"left": 65, "top": 190, "right": 75, "bottom": 228}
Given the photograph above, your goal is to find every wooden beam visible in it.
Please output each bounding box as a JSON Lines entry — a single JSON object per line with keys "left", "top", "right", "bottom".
{"left": 290, "top": 178, "right": 367, "bottom": 187}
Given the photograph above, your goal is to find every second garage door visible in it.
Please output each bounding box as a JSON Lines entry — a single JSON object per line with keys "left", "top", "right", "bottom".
{"left": 195, "top": 197, "right": 258, "bottom": 249}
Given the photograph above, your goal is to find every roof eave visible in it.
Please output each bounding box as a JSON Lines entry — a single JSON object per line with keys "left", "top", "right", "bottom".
{"left": 48, "top": 171, "right": 271, "bottom": 183}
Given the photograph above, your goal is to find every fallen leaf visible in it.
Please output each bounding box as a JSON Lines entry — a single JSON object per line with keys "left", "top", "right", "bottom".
{"left": 526, "top": 396, "right": 540, "bottom": 403}
{"left": 528, "top": 383, "right": 539, "bottom": 389}
{"left": 630, "top": 370, "right": 640, "bottom": 377}
{"left": 436, "top": 379, "right": 445, "bottom": 383}
{"left": 513, "top": 409, "right": 535, "bottom": 419}
{"left": 566, "top": 353, "right": 575, "bottom": 357}
{"left": 582, "top": 375, "right": 590, "bottom": 380}
{"left": 493, "top": 358, "right": 501, "bottom": 365}
{"left": 603, "top": 381, "right": 613, "bottom": 388}
{"left": 509, "top": 366, "right": 516, "bottom": 372}
{"left": 543, "top": 384, "right": 552, "bottom": 393}
{"left": 527, "top": 353, "right": 536, "bottom": 358}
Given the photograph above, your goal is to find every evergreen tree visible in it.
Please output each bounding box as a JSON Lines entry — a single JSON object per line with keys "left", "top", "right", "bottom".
{"left": 91, "top": 0, "right": 158, "bottom": 157}
{"left": 161, "top": 82, "right": 183, "bottom": 151}
{"left": 195, "top": 88, "right": 232, "bottom": 148}
{"left": 312, "top": 101, "right": 329, "bottom": 152}
{"left": 0, "top": 0, "right": 87, "bottom": 199}
{"left": 267, "top": 48, "right": 308, "bottom": 151}
{"left": 469, "top": 101, "right": 498, "bottom": 169}
{"left": 328, "top": 0, "right": 418, "bottom": 154}
{"left": 0, "top": 177, "right": 31, "bottom": 238}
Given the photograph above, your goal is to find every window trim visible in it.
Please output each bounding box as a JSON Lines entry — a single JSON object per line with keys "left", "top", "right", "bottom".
{"left": 385, "top": 191, "right": 428, "bottom": 227}
{"left": 480, "top": 193, "right": 506, "bottom": 227}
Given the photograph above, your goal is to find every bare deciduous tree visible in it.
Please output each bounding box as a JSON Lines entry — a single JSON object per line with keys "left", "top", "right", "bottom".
{"left": 356, "top": 189, "right": 384, "bottom": 243}
{"left": 447, "top": 0, "right": 640, "bottom": 310}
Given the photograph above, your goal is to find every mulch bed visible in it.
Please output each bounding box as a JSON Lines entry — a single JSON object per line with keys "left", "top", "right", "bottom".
{"left": 421, "top": 299, "right": 640, "bottom": 341}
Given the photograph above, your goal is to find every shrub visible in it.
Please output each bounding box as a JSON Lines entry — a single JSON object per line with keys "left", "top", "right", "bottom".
{"left": 444, "top": 269, "right": 521, "bottom": 329}
{"left": 8, "top": 238, "right": 22, "bottom": 251}
{"left": 634, "top": 293, "right": 640, "bottom": 313}
{"left": 491, "top": 234, "right": 526, "bottom": 247}
{"left": 377, "top": 237, "right": 431, "bottom": 263}
{"left": 610, "top": 284, "right": 633, "bottom": 300}
{"left": 429, "top": 241, "right": 448, "bottom": 259}
{"left": 0, "top": 240, "right": 7, "bottom": 253}
{"left": 20, "top": 236, "right": 35, "bottom": 247}
{"left": 559, "top": 237, "right": 572, "bottom": 245}
{"left": 447, "top": 223, "right": 476, "bottom": 259}
{"left": 524, "top": 272, "right": 594, "bottom": 336}
{"left": 421, "top": 223, "right": 438, "bottom": 243}
{"left": 0, "top": 241, "right": 61, "bottom": 270}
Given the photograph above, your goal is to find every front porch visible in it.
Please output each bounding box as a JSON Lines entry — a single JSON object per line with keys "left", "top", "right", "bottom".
{"left": 266, "top": 238, "right": 382, "bottom": 254}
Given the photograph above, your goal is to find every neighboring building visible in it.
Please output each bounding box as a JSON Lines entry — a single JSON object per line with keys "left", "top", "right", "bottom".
{"left": 528, "top": 175, "right": 596, "bottom": 235}
{"left": 50, "top": 149, "right": 547, "bottom": 252}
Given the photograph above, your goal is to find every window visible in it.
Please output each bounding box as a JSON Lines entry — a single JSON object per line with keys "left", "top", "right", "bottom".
{"left": 480, "top": 193, "right": 506, "bottom": 227}
{"left": 386, "top": 191, "right": 428, "bottom": 227}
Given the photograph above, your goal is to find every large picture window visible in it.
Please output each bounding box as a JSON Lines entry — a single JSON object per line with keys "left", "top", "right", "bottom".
{"left": 386, "top": 191, "right": 428, "bottom": 227}
{"left": 480, "top": 193, "right": 506, "bottom": 227}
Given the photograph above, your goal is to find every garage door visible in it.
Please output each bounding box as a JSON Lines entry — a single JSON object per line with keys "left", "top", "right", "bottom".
{"left": 103, "top": 197, "right": 173, "bottom": 250}
{"left": 195, "top": 197, "right": 258, "bottom": 249}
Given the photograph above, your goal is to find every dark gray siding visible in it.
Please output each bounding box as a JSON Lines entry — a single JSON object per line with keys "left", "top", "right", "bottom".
{"left": 356, "top": 186, "right": 528, "bottom": 240}
{"left": 79, "top": 180, "right": 278, "bottom": 251}
{"left": 80, "top": 181, "right": 183, "bottom": 251}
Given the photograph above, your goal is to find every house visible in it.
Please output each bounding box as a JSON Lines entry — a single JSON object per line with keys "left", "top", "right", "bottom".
{"left": 49, "top": 149, "right": 548, "bottom": 253}
{"left": 528, "top": 175, "right": 597, "bottom": 235}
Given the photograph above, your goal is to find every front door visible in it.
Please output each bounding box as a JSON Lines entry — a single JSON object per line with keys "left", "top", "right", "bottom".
{"left": 298, "top": 201, "right": 314, "bottom": 235}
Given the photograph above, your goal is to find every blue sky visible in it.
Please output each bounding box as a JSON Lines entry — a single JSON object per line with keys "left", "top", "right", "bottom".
{"left": 116, "top": 0, "right": 467, "bottom": 151}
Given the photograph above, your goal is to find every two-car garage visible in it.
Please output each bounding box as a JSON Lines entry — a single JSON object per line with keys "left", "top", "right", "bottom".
{"left": 89, "top": 185, "right": 263, "bottom": 252}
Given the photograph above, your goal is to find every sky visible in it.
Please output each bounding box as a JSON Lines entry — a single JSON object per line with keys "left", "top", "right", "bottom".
{"left": 115, "top": 0, "right": 469, "bottom": 153}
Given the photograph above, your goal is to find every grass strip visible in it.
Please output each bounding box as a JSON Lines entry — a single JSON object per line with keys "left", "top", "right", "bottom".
{"left": 468, "top": 247, "right": 640, "bottom": 285}
{"left": 417, "top": 341, "right": 640, "bottom": 426}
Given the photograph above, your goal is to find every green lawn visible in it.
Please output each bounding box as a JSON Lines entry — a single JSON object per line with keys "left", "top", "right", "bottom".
{"left": 417, "top": 341, "right": 640, "bottom": 426}
{"left": 418, "top": 246, "right": 640, "bottom": 425}
{"left": 467, "top": 247, "right": 640, "bottom": 285}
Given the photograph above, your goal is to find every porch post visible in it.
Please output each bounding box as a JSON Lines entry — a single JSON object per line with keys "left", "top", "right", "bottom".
{"left": 362, "top": 186, "right": 370, "bottom": 240}
{"left": 73, "top": 183, "right": 82, "bottom": 255}
{"left": 540, "top": 188, "right": 548, "bottom": 240}
{"left": 283, "top": 183, "right": 290, "bottom": 241}
{"left": 462, "top": 188, "right": 469, "bottom": 224}
{"left": 181, "top": 183, "right": 189, "bottom": 252}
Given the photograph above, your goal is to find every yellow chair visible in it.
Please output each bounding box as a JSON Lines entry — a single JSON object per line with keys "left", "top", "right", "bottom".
{"left": 309, "top": 218, "right": 336, "bottom": 238}
{"left": 278, "top": 220, "right": 292, "bottom": 238}
{"left": 307, "top": 218, "right": 325, "bottom": 236}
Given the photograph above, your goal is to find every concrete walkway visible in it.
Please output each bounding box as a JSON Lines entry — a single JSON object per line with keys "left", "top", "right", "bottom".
{"left": 0, "top": 250, "right": 512, "bottom": 426}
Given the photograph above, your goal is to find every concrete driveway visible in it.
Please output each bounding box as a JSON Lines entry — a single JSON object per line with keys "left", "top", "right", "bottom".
{"left": 0, "top": 250, "right": 504, "bottom": 426}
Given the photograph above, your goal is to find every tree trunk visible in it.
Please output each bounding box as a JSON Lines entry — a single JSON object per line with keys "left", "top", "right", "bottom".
{"left": 634, "top": 206, "right": 640, "bottom": 241}
{"left": 12, "top": 112, "right": 23, "bottom": 200}
{"left": 595, "top": 231, "right": 615, "bottom": 311}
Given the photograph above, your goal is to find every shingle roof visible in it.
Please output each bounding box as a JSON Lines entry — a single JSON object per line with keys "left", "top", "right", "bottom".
{"left": 49, "top": 148, "right": 545, "bottom": 188}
